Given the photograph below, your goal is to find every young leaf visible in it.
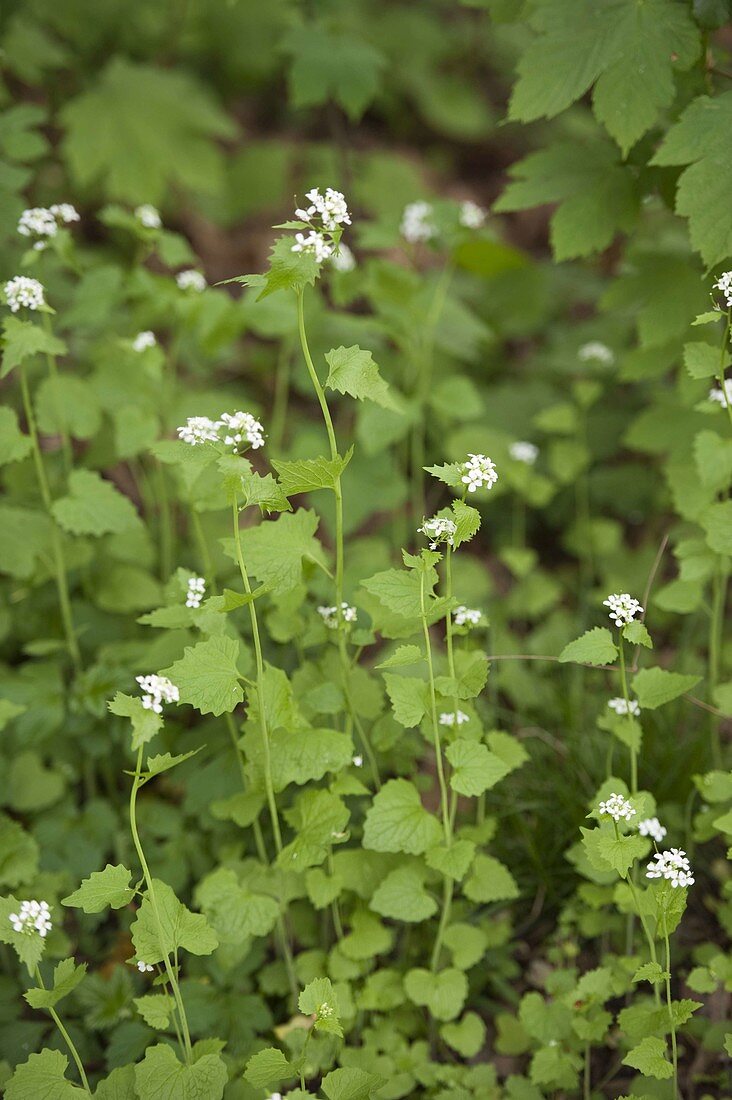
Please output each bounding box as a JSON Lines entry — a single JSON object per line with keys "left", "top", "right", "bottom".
{"left": 558, "top": 627, "right": 617, "bottom": 666}
{"left": 134, "top": 1043, "right": 228, "bottom": 1100}
{"left": 363, "top": 779, "right": 442, "bottom": 855}
{"left": 0, "top": 408, "right": 31, "bottom": 465}
{"left": 383, "top": 674, "right": 428, "bottom": 728}
{"left": 25, "top": 958, "right": 86, "bottom": 1010}
{"left": 404, "top": 967, "right": 468, "bottom": 1021}
{"left": 272, "top": 451, "right": 352, "bottom": 495}
{"left": 321, "top": 1067, "right": 385, "bottom": 1100}
{"left": 325, "top": 345, "right": 397, "bottom": 409}
{"left": 108, "top": 693, "right": 162, "bottom": 750}
{"left": 233, "top": 508, "right": 325, "bottom": 594}
{"left": 244, "top": 1048, "right": 295, "bottom": 1090}
{"left": 52, "top": 470, "right": 140, "bottom": 537}
{"left": 370, "top": 866, "right": 438, "bottom": 923}
{"left": 632, "top": 667, "right": 701, "bottom": 709}
{"left": 463, "top": 854, "right": 519, "bottom": 904}
{"left": 162, "top": 635, "right": 244, "bottom": 716}
{"left": 130, "top": 879, "right": 218, "bottom": 963}
{"left": 1, "top": 317, "right": 67, "bottom": 378}
{"left": 133, "top": 994, "right": 172, "bottom": 1030}
{"left": 299, "top": 976, "right": 343, "bottom": 1036}
{"left": 62, "top": 864, "right": 135, "bottom": 913}
{"left": 446, "top": 739, "right": 511, "bottom": 797}
{"left": 5, "top": 1049, "right": 82, "bottom": 1099}
{"left": 622, "top": 1036, "right": 674, "bottom": 1080}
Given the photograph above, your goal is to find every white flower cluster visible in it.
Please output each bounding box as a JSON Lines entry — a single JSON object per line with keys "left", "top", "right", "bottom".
{"left": 459, "top": 200, "right": 486, "bottom": 229}
{"left": 296, "top": 187, "right": 351, "bottom": 232}
{"left": 9, "top": 899, "right": 52, "bottom": 938}
{"left": 418, "top": 515, "right": 457, "bottom": 550}
{"left": 603, "top": 592, "right": 643, "bottom": 626}
{"left": 400, "top": 201, "right": 435, "bottom": 244}
{"left": 439, "top": 710, "right": 469, "bottom": 727}
{"left": 646, "top": 848, "right": 694, "bottom": 888}
{"left": 291, "top": 188, "right": 351, "bottom": 264}
{"left": 331, "top": 242, "right": 356, "bottom": 272}
{"left": 608, "top": 697, "right": 641, "bottom": 717}
{"left": 509, "top": 441, "right": 539, "bottom": 465}
{"left": 292, "top": 231, "right": 333, "bottom": 263}
{"left": 578, "top": 341, "right": 614, "bottom": 365}
{"left": 352, "top": 754, "right": 363, "bottom": 768}
{"left": 453, "top": 605, "right": 482, "bottom": 627}
{"left": 136, "top": 674, "right": 179, "bottom": 714}
{"left": 713, "top": 270, "right": 732, "bottom": 308}
{"left": 4, "top": 275, "right": 45, "bottom": 312}
{"left": 137, "top": 960, "right": 154, "bottom": 973}
{"left": 177, "top": 411, "right": 265, "bottom": 450}
{"left": 709, "top": 379, "right": 732, "bottom": 406}
{"left": 461, "top": 453, "right": 498, "bottom": 493}
{"left": 318, "top": 603, "right": 357, "bottom": 630}
{"left": 638, "top": 817, "right": 667, "bottom": 843}
{"left": 18, "top": 204, "right": 79, "bottom": 249}
{"left": 185, "top": 576, "right": 205, "bottom": 609}
{"left": 598, "top": 792, "right": 635, "bottom": 823}
{"left": 132, "top": 331, "right": 156, "bottom": 352}
{"left": 135, "top": 204, "right": 162, "bottom": 229}
{"left": 176, "top": 269, "right": 206, "bottom": 292}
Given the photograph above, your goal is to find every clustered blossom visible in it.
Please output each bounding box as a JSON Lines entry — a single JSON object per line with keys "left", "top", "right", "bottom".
{"left": 295, "top": 187, "right": 351, "bottom": 232}
{"left": 176, "top": 269, "right": 206, "bottom": 292}
{"left": 713, "top": 270, "right": 732, "bottom": 308}
{"left": 4, "top": 275, "right": 45, "bottom": 312}
{"left": 352, "top": 754, "right": 363, "bottom": 768}
{"left": 578, "top": 341, "right": 614, "bottom": 365}
{"left": 439, "top": 710, "right": 469, "bottom": 727}
{"left": 185, "top": 576, "right": 205, "bottom": 609}
{"left": 135, "top": 204, "right": 162, "bottom": 229}
{"left": 608, "top": 697, "right": 641, "bottom": 717}
{"left": 291, "top": 188, "right": 351, "bottom": 264}
{"left": 17, "top": 204, "right": 80, "bottom": 249}
{"left": 638, "top": 817, "right": 667, "bottom": 843}
{"left": 318, "top": 603, "right": 357, "bottom": 630}
{"left": 291, "top": 230, "right": 333, "bottom": 263}
{"left": 132, "top": 331, "right": 156, "bottom": 352}
{"left": 400, "top": 201, "right": 435, "bottom": 244}
{"left": 646, "top": 848, "right": 694, "bottom": 888}
{"left": 453, "top": 605, "right": 482, "bottom": 627}
{"left": 509, "top": 441, "right": 539, "bottom": 465}
{"left": 418, "top": 515, "right": 457, "bottom": 550}
{"left": 136, "top": 674, "right": 179, "bottom": 714}
{"left": 331, "top": 242, "right": 356, "bottom": 272}
{"left": 137, "top": 960, "right": 154, "bottom": 973}
{"left": 9, "top": 900, "right": 52, "bottom": 938}
{"left": 459, "top": 200, "right": 486, "bottom": 229}
{"left": 461, "top": 453, "right": 498, "bottom": 493}
{"left": 598, "top": 792, "right": 636, "bottom": 823}
{"left": 177, "top": 411, "right": 265, "bottom": 451}
{"left": 603, "top": 592, "right": 643, "bottom": 626}
{"left": 709, "top": 379, "right": 732, "bottom": 406}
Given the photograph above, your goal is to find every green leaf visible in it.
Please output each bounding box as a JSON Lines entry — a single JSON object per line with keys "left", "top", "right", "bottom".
{"left": 283, "top": 25, "right": 385, "bottom": 120}
{"left": 622, "top": 1036, "right": 674, "bottom": 1080}
{"left": 580, "top": 826, "right": 646, "bottom": 876}
{"left": 0, "top": 894, "right": 46, "bottom": 970}
{"left": 232, "top": 465, "right": 291, "bottom": 513}
{"left": 435, "top": 649, "right": 489, "bottom": 700}
{"left": 62, "top": 864, "right": 135, "bottom": 913}
{"left": 134, "top": 1044, "right": 228, "bottom": 1100}
{"left": 5, "top": 1050, "right": 82, "bottom": 1099}
{"left": 1, "top": 317, "right": 66, "bottom": 378}
{"left": 0, "top": 505, "right": 51, "bottom": 579}
{"left": 162, "top": 635, "right": 244, "bottom": 716}
{"left": 299, "top": 976, "right": 343, "bottom": 1036}
{"left": 701, "top": 500, "right": 732, "bottom": 555}
{"left": 234, "top": 235, "right": 320, "bottom": 300}
{"left": 321, "top": 1067, "right": 384, "bottom": 1100}
{"left": 363, "top": 779, "right": 442, "bottom": 855}
{"left": 52, "top": 470, "right": 140, "bottom": 536}
{"left": 61, "top": 58, "right": 235, "bottom": 204}
{"left": 451, "top": 499, "right": 481, "bottom": 548}
{"left": 383, "top": 673, "right": 428, "bottom": 727}
{"left": 683, "top": 341, "right": 721, "bottom": 379}
{"left": 370, "top": 865, "right": 438, "bottom": 923}
{"left": 695, "top": 430, "right": 732, "bottom": 494}
{"left": 272, "top": 451, "right": 352, "bottom": 495}
{"left": 8, "top": 751, "right": 64, "bottom": 811}
{"left": 234, "top": 508, "right": 325, "bottom": 595}
{"left": 494, "top": 140, "right": 638, "bottom": 260}
{"left": 558, "top": 627, "right": 618, "bottom": 666}
{"left": 463, "top": 854, "right": 519, "bottom": 904}
{"left": 623, "top": 621, "right": 652, "bottom": 649}
{"left": 375, "top": 644, "right": 423, "bottom": 670}
{"left": 108, "top": 692, "right": 162, "bottom": 750}
{"left": 270, "top": 728, "right": 353, "bottom": 790}
{"left": 133, "top": 994, "right": 172, "bottom": 1030}
{"left": 425, "top": 839, "right": 476, "bottom": 882}
{"left": 404, "top": 967, "right": 468, "bottom": 1021}
{"left": 441, "top": 1012, "right": 487, "bottom": 1058}
{"left": 130, "top": 879, "right": 218, "bottom": 964}
{"left": 362, "top": 568, "right": 425, "bottom": 618}
{"left": 633, "top": 962, "right": 669, "bottom": 985}
{"left": 0, "top": 815, "right": 38, "bottom": 888}
{"left": 325, "top": 345, "right": 397, "bottom": 409}
{"left": 143, "top": 749, "right": 202, "bottom": 780}
{"left": 244, "top": 1048, "right": 295, "bottom": 1090}
{"left": 25, "top": 958, "right": 86, "bottom": 1010}
{"left": 195, "top": 867, "right": 279, "bottom": 943}
{"left": 632, "top": 667, "right": 701, "bottom": 709}
{"left": 446, "top": 739, "right": 511, "bottom": 797}
{"left": 0, "top": 407, "right": 31, "bottom": 465}
{"left": 36, "top": 376, "right": 101, "bottom": 440}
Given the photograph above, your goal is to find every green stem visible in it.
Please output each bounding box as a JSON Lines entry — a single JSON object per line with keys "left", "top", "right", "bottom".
{"left": 624, "top": 874, "right": 661, "bottom": 1009}
{"left": 129, "top": 747, "right": 193, "bottom": 1063}
{"left": 155, "top": 460, "right": 174, "bottom": 581}
{"left": 716, "top": 308, "right": 732, "bottom": 432}
{"left": 662, "top": 911, "right": 679, "bottom": 1098}
{"left": 618, "top": 638, "right": 636, "bottom": 794}
{"left": 584, "top": 1042, "right": 591, "bottom": 1100}
{"left": 19, "top": 365, "right": 81, "bottom": 669}
{"left": 41, "top": 313, "right": 72, "bottom": 474}
{"left": 270, "top": 336, "right": 293, "bottom": 452}
{"left": 34, "top": 967, "right": 91, "bottom": 1092}
{"left": 189, "top": 507, "right": 217, "bottom": 592}
{"left": 708, "top": 562, "right": 727, "bottom": 768}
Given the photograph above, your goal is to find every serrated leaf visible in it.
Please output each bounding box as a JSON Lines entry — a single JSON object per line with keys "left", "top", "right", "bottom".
{"left": 632, "top": 667, "right": 701, "bottom": 709}
{"left": 325, "top": 345, "right": 397, "bottom": 409}
{"left": 52, "top": 470, "right": 140, "bottom": 537}
{"left": 425, "top": 839, "right": 476, "bottom": 881}
{"left": 451, "top": 499, "right": 481, "bottom": 548}
{"left": 162, "top": 635, "right": 243, "bottom": 716}
{"left": 233, "top": 508, "right": 325, "bottom": 594}
{"left": 622, "top": 1036, "right": 674, "bottom": 1079}
{"left": 683, "top": 341, "right": 721, "bottom": 379}
{"left": 108, "top": 692, "right": 162, "bottom": 750}
{"left": 580, "top": 826, "right": 646, "bottom": 876}
{"left": 244, "top": 1048, "right": 295, "bottom": 1090}
{"left": 363, "top": 779, "right": 442, "bottom": 855}
{"left": 272, "top": 451, "right": 352, "bottom": 495}
{"left": 404, "top": 967, "right": 467, "bottom": 1021}
{"left": 370, "top": 865, "right": 437, "bottom": 923}
{"left": 321, "top": 1067, "right": 384, "bottom": 1100}
{"left": 463, "top": 854, "right": 519, "bottom": 904}
{"left": 133, "top": 994, "right": 171, "bottom": 1030}
{"left": 558, "top": 627, "right": 618, "bottom": 666}
{"left": 62, "top": 864, "right": 135, "bottom": 913}
{"left": 0, "top": 894, "right": 46, "bottom": 970}
{"left": 446, "top": 739, "right": 511, "bottom": 797}
{"left": 375, "top": 644, "right": 423, "bottom": 670}
{"left": 5, "top": 1050, "right": 82, "bottom": 1099}
{"left": 130, "top": 879, "right": 218, "bottom": 964}
{"left": 25, "top": 958, "right": 86, "bottom": 1010}
{"left": 283, "top": 25, "right": 385, "bottom": 120}
{"left": 701, "top": 499, "right": 732, "bottom": 555}
{"left": 383, "top": 673, "right": 428, "bottom": 727}
{"left": 623, "top": 621, "right": 653, "bottom": 649}
{"left": 1, "top": 317, "right": 67, "bottom": 378}
{"left": 0, "top": 407, "right": 31, "bottom": 465}
{"left": 299, "top": 976, "right": 343, "bottom": 1036}
{"left": 134, "top": 1044, "right": 227, "bottom": 1100}
{"left": 633, "top": 962, "right": 669, "bottom": 985}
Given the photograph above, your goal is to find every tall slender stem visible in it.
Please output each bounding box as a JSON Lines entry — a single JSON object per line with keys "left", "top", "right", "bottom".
{"left": 662, "top": 911, "right": 679, "bottom": 1097}
{"left": 19, "top": 365, "right": 81, "bottom": 669}
{"left": 34, "top": 967, "right": 91, "bottom": 1092}
{"left": 716, "top": 308, "right": 732, "bottom": 430}
{"left": 129, "top": 747, "right": 193, "bottom": 1063}
{"left": 618, "top": 637, "right": 636, "bottom": 794}
{"left": 41, "top": 314, "right": 72, "bottom": 475}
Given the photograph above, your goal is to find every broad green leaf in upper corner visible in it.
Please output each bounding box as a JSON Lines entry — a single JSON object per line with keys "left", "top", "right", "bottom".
{"left": 108, "top": 692, "right": 162, "bottom": 750}
{"left": 272, "top": 450, "right": 352, "bottom": 495}
{"left": 494, "top": 140, "right": 639, "bottom": 261}
{"left": 283, "top": 24, "right": 386, "bottom": 120}
{"left": 62, "top": 863, "right": 135, "bottom": 913}
{"left": 325, "top": 345, "right": 397, "bottom": 409}
{"left": 1, "top": 317, "right": 67, "bottom": 378}
{"left": 134, "top": 1043, "right": 227, "bottom": 1100}
{"left": 162, "top": 635, "right": 244, "bottom": 716}
{"left": 363, "top": 779, "right": 442, "bottom": 855}
{"left": 235, "top": 508, "right": 325, "bottom": 594}
{"left": 446, "top": 739, "right": 511, "bottom": 797}
{"left": 5, "top": 1049, "right": 83, "bottom": 1099}
{"left": 558, "top": 627, "right": 618, "bottom": 666}
{"left": 632, "top": 667, "right": 701, "bottom": 709}
{"left": 52, "top": 470, "right": 140, "bottom": 536}
{"left": 24, "top": 958, "right": 86, "bottom": 1010}
{"left": 130, "top": 879, "right": 218, "bottom": 964}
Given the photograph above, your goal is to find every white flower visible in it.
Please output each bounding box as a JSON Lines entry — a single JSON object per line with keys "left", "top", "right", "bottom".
{"left": 646, "top": 848, "right": 694, "bottom": 888}
{"left": 331, "top": 242, "right": 356, "bottom": 272}
{"left": 9, "top": 899, "right": 52, "bottom": 938}
{"left": 709, "top": 378, "right": 732, "bottom": 406}
{"left": 598, "top": 792, "right": 636, "bottom": 823}
{"left": 297, "top": 187, "right": 351, "bottom": 231}
{"left": 603, "top": 592, "right": 643, "bottom": 626}
{"left": 18, "top": 207, "right": 58, "bottom": 239}
{"left": 136, "top": 960, "right": 154, "bottom": 973}
{"left": 608, "top": 697, "right": 641, "bottom": 717}
{"left": 4, "top": 275, "right": 45, "bottom": 312}
{"left": 185, "top": 575, "right": 205, "bottom": 609}
{"left": 459, "top": 200, "right": 486, "bottom": 229}
{"left": 135, "top": 204, "right": 162, "bottom": 229}
{"left": 291, "top": 230, "right": 333, "bottom": 263}
{"left": 439, "top": 710, "right": 469, "bottom": 727}
{"left": 418, "top": 515, "right": 457, "bottom": 550}
{"left": 352, "top": 754, "right": 363, "bottom": 767}
{"left": 177, "top": 416, "right": 220, "bottom": 445}
{"left": 132, "top": 331, "right": 156, "bottom": 352}
{"left": 400, "top": 201, "right": 435, "bottom": 244}
{"left": 136, "top": 674, "right": 179, "bottom": 714}
{"left": 638, "top": 817, "right": 667, "bottom": 844}
{"left": 50, "top": 203, "right": 80, "bottom": 225}
{"left": 578, "top": 341, "right": 614, "bottom": 365}
{"left": 218, "top": 410, "right": 265, "bottom": 450}
{"left": 461, "top": 453, "right": 498, "bottom": 493}
{"left": 509, "top": 441, "right": 539, "bottom": 465}
{"left": 176, "top": 269, "right": 206, "bottom": 292}
{"left": 265, "top": 1094, "right": 283, "bottom": 1100}
{"left": 453, "top": 605, "right": 482, "bottom": 627}
{"left": 318, "top": 603, "right": 357, "bottom": 630}
{"left": 713, "top": 270, "right": 732, "bottom": 308}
